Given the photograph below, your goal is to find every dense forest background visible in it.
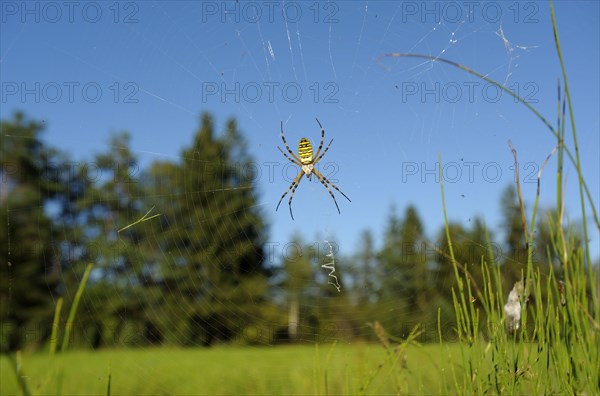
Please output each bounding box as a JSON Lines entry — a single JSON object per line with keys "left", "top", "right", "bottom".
{"left": 1, "top": 111, "right": 593, "bottom": 352}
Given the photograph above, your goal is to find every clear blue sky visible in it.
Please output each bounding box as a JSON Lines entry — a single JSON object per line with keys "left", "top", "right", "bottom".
{"left": 2, "top": 1, "right": 599, "bottom": 262}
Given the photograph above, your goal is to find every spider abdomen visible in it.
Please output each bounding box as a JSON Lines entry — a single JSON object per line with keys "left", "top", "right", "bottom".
{"left": 298, "top": 138, "right": 313, "bottom": 164}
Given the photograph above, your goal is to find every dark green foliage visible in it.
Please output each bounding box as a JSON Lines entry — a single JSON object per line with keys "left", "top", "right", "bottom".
{"left": 0, "top": 113, "right": 60, "bottom": 352}
{"left": 369, "top": 205, "right": 440, "bottom": 340}
{"left": 141, "top": 113, "right": 268, "bottom": 346}
{"left": 500, "top": 185, "right": 529, "bottom": 287}
{"left": 433, "top": 217, "right": 490, "bottom": 300}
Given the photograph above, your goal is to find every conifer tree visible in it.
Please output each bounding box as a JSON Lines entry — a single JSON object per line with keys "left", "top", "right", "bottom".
{"left": 0, "top": 113, "right": 59, "bottom": 351}
{"left": 148, "top": 113, "right": 268, "bottom": 346}
{"left": 500, "top": 185, "right": 529, "bottom": 288}
{"left": 377, "top": 205, "right": 429, "bottom": 336}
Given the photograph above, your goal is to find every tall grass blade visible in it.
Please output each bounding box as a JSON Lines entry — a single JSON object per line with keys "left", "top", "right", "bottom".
{"left": 106, "top": 366, "right": 112, "bottom": 396}
{"left": 11, "top": 350, "right": 31, "bottom": 396}
{"left": 382, "top": 53, "right": 599, "bottom": 231}
{"left": 49, "top": 297, "right": 63, "bottom": 357}
{"left": 61, "top": 263, "right": 93, "bottom": 352}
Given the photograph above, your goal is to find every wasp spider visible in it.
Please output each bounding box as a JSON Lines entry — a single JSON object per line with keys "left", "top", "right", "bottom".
{"left": 276, "top": 118, "right": 351, "bottom": 220}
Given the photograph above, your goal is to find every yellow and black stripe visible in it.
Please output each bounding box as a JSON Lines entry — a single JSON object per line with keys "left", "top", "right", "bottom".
{"left": 298, "top": 138, "right": 313, "bottom": 164}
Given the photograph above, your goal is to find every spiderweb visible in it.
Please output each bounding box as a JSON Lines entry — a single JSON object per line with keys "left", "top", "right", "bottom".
{"left": 1, "top": 1, "right": 598, "bottom": 393}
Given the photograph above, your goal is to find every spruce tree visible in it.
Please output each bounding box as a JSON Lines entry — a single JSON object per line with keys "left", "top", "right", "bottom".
{"left": 149, "top": 113, "right": 268, "bottom": 346}
{"left": 0, "top": 113, "right": 59, "bottom": 351}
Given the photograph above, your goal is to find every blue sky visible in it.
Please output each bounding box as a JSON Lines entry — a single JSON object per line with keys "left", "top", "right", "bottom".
{"left": 2, "top": 1, "right": 599, "bottom": 262}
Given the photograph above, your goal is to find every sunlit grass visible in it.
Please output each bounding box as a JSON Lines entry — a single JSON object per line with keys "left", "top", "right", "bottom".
{"left": 4, "top": 338, "right": 590, "bottom": 395}
{"left": 1, "top": 343, "right": 460, "bottom": 395}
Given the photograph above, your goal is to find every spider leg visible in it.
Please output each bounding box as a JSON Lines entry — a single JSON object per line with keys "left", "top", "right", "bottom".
{"left": 287, "top": 173, "right": 304, "bottom": 220}
{"left": 312, "top": 118, "right": 326, "bottom": 160}
{"left": 276, "top": 172, "right": 304, "bottom": 220}
{"left": 312, "top": 170, "right": 342, "bottom": 214}
{"left": 278, "top": 146, "right": 302, "bottom": 166}
{"left": 313, "top": 168, "right": 351, "bottom": 203}
{"left": 313, "top": 138, "right": 333, "bottom": 165}
{"left": 280, "top": 121, "right": 302, "bottom": 163}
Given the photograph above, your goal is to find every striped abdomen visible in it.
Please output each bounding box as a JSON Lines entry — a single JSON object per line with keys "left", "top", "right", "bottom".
{"left": 298, "top": 138, "right": 313, "bottom": 164}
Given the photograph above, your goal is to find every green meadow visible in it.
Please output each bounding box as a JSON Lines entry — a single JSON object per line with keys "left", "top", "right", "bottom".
{"left": 4, "top": 336, "right": 595, "bottom": 395}
{"left": 0, "top": 344, "right": 440, "bottom": 395}
{"left": 1, "top": 343, "right": 457, "bottom": 395}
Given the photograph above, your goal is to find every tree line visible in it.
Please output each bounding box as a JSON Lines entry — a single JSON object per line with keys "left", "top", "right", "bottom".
{"left": 0, "top": 112, "right": 587, "bottom": 351}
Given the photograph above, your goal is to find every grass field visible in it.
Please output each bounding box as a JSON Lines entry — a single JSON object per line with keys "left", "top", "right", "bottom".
{"left": 1, "top": 343, "right": 463, "bottom": 395}
{"left": 0, "top": 340, "right": 584, "bottom": 395}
